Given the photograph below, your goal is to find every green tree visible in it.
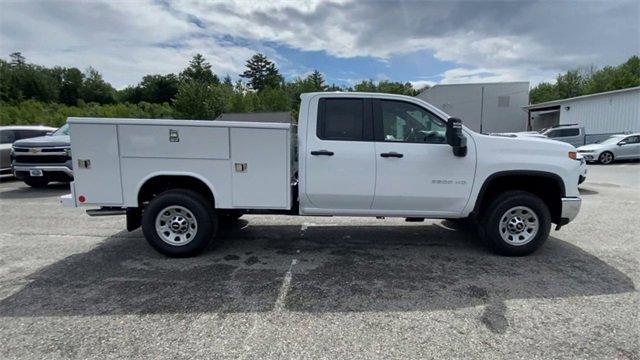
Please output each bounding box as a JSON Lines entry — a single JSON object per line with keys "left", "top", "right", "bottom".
{"left": 9, "top": 52, "right": 26, "bottom": 66}
{"left": 180, "top": 54, "right": 219, "bottom": 85}
{"left": 529, "top": 82, "right": 559, "bottom": 104}
{"left": 80, "top": 67, "right": 115, "bottom": 104}
{"left": 239, "top": 53, "right": 283, "bottom": 91}
{"left": 139, "top": 74, "right": 179, "bottom": 103}
{"left": 307, "top": 70, "right": 326, "bottom": 91}
{"left": 556, "top": 70, "right": 583, "bottom": 99}
{"left": 173, "top": 81, "right": 223, "bottom": 119}
{"left": 58, "top": 67, "right": 84, "bottom": 106}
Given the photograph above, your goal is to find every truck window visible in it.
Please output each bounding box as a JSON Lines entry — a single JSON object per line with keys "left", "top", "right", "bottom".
{"left": 0, "top": 130, "right": 16, "bottom": 144}
{"left": 317, "top": 98, "right": 365, "bottom": 141}
{"left": 547, "top": 128, "right": 580, "bottom": 137}
{"left": 378, "top": 100, "right": 446, "bottom": 144}
{"left": 15, "top": 130, "right": 48, "bottom": 140}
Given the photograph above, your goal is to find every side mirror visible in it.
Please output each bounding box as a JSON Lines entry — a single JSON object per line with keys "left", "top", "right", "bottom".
{"left": 446, "top": 117, "right": 467, "bottom": 157}
{"left": 617, "top": 141, "right": 627, "bottom": 146}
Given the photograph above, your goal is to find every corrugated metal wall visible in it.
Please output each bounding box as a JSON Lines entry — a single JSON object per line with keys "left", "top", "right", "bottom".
{"left": 560, "top": 89, "right": 640, "bottom": 134}
{"left": 417, "top": 82, "right": 529, "bottom": 133}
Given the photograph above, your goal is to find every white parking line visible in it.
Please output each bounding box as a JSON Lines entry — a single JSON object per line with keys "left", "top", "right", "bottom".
{"left": 274, "top": 258, "right": 298, "bottom": 312}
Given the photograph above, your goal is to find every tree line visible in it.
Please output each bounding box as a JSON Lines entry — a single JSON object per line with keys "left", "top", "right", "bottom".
{"left": 2, "top": 51, "right": 638, "bottom": 127}
{"left": 529, "top": 56, "right": 639, "bottom": 104}
{"left": 0, "top": 52, "right": 419, "bottom": 127}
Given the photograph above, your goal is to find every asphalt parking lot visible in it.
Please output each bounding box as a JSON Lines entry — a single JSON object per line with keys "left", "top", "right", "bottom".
{"left": 0, "top": 163, "right": 638, "bottom": 359}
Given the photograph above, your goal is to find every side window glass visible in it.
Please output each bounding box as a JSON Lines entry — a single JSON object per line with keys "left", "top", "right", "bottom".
{"left": 545, "top": 130, "right": 559, "bottom": 138}
{"left": 380, "top": 100, "right": 446, "bottom": 144}
{"left": 624, "top": 136, "right": 639, "bottom": 144}
{"left": 318, "top": 98, "right": 364, "bottom": 141}
{"left": 0, "top": 130, "right": 16, "bottom": 144}
{"left": 16, "top": 130, "right": 45, "bottom": 140}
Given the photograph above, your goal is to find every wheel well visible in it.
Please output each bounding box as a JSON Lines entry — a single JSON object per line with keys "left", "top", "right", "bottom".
{"left": 137, "top": 175, "right": 215, "bottom": 208}
{"left": 473, "top": 172, "right": 564, "bottom": 223}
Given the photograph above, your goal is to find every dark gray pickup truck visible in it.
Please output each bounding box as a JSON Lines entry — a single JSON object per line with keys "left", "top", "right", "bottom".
{"left": 11, "top": 124, "right": 73, "bottom": 187}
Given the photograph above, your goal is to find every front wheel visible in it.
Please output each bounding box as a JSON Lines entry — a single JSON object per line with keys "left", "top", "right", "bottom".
{"left": 479, "top": 191, "right": 551, "bottom": 256}
{"left": 598, "top": 151, "right": 614, "bottom": 164}
{"left": 141, "top": 189, "right": 217, "bottom": 257}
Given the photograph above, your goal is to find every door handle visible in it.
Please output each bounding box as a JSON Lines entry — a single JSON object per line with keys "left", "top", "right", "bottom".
{"left": 380, "top": 152, "right": 403, "bottom": 158}
{"left": 310, "top": 150, "right": 334, "bottom": 156}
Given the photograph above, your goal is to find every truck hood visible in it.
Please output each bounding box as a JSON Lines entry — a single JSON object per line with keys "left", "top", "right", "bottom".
{"left": 479, "top": 131, "right": 576, "bottom": 152}
{"left": 13, "top": 135, "right": 70, "bottom": 148}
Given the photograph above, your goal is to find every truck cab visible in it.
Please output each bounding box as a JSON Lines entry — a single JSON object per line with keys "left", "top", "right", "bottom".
{"left": 61, "top": 92, "right": 582, "bottom": 258}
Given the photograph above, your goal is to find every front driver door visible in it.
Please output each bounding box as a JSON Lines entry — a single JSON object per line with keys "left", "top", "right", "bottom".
{"left": 617, "top": 135, "right": 640, "bottom": 159}
{"left": 372, "top": 99, "right": 475, "bottom": 216}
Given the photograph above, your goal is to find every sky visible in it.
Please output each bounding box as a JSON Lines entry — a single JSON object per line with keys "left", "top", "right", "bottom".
{"left": 1, "top": 0, "right": 638, "bottom": 90}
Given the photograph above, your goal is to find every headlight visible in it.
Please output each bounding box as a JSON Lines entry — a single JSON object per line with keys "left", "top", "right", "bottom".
{"left": 578, "top": 150, "right": 593, "bottom": 153}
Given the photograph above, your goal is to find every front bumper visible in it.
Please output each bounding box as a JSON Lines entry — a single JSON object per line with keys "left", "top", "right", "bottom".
{"left": 12, "top": 164, "right": 74, "bottom": 182}
{"left": 13, "top": 165, "right": 73, "bottom": 176}
{"left": 558, "top": 197, "right": 582, "bottom": 228}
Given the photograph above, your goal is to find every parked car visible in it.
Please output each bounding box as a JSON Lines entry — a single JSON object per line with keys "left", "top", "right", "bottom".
{"left": 539, "top": 124, "right": 585, "bottom": 147}
{"left": 11, "top": 124, "right": 72, "bottom": 187}
{"left": 62, "top": 92, "right": 582, "bottom": 257}
{"left": 577, "top": 133, "right": 640, "bottom": 164}
{"left": 1, "top": 125, "right": 56, "bottom": 174}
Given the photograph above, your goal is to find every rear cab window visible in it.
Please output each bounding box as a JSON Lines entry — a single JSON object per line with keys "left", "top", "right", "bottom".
{"left": 317, "top": 98, "right": 372, "bottom": 141}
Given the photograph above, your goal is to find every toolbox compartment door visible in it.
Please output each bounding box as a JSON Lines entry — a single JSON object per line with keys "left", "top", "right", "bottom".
{"left": 230, "top": 127, "right": 290, "bottom": 209}
{"left": 70, "top": 123, "right": 123, "bottom": 205}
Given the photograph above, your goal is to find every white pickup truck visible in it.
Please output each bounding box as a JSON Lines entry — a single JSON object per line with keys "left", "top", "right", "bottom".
{"left": 61, "top": 92, "right": 582, "bottom": 257}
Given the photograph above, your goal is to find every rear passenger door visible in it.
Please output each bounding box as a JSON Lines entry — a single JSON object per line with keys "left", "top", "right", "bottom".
{"left": 303, "top": 97, "right": 376, "bottom": 211}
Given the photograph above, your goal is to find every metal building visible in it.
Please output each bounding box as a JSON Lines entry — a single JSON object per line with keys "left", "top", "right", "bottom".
{"left": 416, "top": 81, "right": 530, "bottom": 133}
{"left": 524, "top": 87, "right": 640, "bottom": 142}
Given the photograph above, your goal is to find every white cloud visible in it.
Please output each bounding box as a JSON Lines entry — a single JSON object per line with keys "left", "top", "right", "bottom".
{"left": 1, "top": 0, "right": 637, "bottom": 88}
{"left": 409, "top": 80, "right": 436, "bottom": 90}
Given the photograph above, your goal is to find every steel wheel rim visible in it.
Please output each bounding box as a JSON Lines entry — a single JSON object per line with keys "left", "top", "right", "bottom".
{"left": 155, "top": 205, "right": 198, "bottom": 246}
{"left": 600, "top": 152, "right": 612, "bottom": 164}
{"left": 499, "top": 206, "right": 539, "bottom": 246}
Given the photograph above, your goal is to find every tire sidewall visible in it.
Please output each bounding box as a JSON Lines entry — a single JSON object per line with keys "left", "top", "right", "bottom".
{"left": 142, "top": 190, "right": 217, "bottom": 257}
{"left": 482, "top": 191, "right": 551, "bottom": 256}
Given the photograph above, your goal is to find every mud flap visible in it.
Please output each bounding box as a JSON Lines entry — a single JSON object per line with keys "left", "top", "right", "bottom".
{"left": 126, "top": 208, "right": 142, "bottom": 231}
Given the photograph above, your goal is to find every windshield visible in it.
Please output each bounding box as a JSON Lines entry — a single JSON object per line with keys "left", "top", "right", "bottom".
{"left": 52, "top": 124, "right": 69, "bottom": 136}
{"left": 598, "top": 136, "right": 624, "bottom": 145}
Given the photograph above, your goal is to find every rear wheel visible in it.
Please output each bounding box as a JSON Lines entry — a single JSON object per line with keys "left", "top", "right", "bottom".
{"left": 599, "top": 151, "right": 614, "bottom": 164}
{"left": 141, "top": 189, "right": 217, "bottom": 257}
{"left": 24, "top": 178, "right": 49, "bottom": 188}
{"left": 479, "top": 191, "right": 551, "bottom": 256}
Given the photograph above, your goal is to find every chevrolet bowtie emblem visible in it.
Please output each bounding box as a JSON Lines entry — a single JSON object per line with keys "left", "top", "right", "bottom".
{"left": 30, "top": 148, "right": 40, "bottom": 154}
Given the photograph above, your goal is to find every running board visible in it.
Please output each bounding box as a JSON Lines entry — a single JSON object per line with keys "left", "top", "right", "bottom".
{"left": 86, "top": 207, "right": 127, "bottom": 217}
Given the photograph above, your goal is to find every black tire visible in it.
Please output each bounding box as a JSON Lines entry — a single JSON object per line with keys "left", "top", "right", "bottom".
{"left": 598, "top": 151, "right": 614, "bottom": 165}
{"left": 24, "top": 178, "right": 49, "bottom": 188}
{"left": 478, "top": 191, "right": 551, "bottom": 256}
{"left": 141, "top": 189, "right": 217, "bottom": 257}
